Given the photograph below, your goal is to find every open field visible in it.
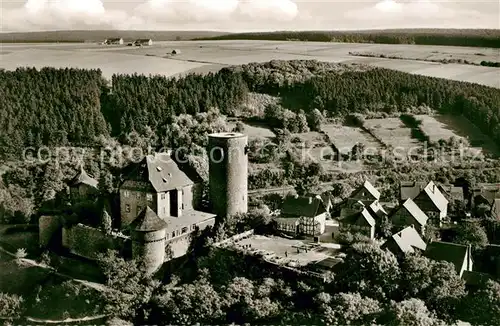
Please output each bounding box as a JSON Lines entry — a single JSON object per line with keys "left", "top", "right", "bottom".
{"left": 1, "top": 41, "right": 499, "bottom": 87}
{"left": 348, "top": 45, "right": 499, "bottom": 65}
{"left": 321, "top": 124, "right": 382, "bottom": 154}
{"left": 424, "top": 115, "right": 499, "bottom": 156}
{"left": 364, "top": 118, "right": 421, "bottom": 151}
{"left": 227, "top": 121, "right": 275, "bottom": 139}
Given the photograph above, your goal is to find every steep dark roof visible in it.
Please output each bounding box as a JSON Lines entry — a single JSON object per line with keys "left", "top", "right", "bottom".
{"left": 400, "top": 181, "right": 426, "bottom": 201}
{"left": 473, "top": 184, "right": 500, "bottom": 205}
{"left": 401, "top": 198, "right": 429, "bottom": 226}
{"left": 340, "top": 206, "right": 376, "bottom": 228}
{"left": 130, "top": 207, "right": 168, "bottom": 232}
{"left": 463, "top": 271, "right": 492, "bottom": 286}
{"left": 387, "top": 226, "right": 427, "bottom": 254}
{"left": 70, "top": 168, "right": 98, "bottom": 188}
{"left": 491, "top": 199, "right": 500, "bottom": 220}
{"left": 425, "top": 241, "right": 469, "bottom": 274}
{"left": 421, "top": 181, "right": 448, "bottom": 213}
{"left": 439, "top": 185, "right": 465, "bottom": 202}
{"left": 361, "top": 180, "right": 380, "bottom": 200}
{"left": 281, "top": 196, "right": 326, "bottom": 218}
{"left": 122, "top": 153, "right": 193, "bottom": 193}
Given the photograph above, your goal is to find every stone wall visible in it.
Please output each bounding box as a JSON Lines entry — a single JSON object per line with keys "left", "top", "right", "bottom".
{"left": 39, "top": 215, "right": 62, "bottom": 248}
{"left": 62, "top": 224, "right": 131, "bottom": 260}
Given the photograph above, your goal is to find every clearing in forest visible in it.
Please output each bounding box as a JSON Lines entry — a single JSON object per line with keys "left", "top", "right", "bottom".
{"left": 321, "top": 124, "right": 381, "bottom": 154}
{"left": 364, "top": 118, "right": 421, "bottom": 151}
{"left": 227, "top": 121, "right": 276, "bottom": 139}
{"left": 417, "top": 114, "right": 499, "bottom": 157}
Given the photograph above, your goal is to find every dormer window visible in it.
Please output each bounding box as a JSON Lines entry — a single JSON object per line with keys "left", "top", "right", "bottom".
{"left": 168, "top": 173, "right": 172, "bottom": 178}
{"left": 156, "top": 166, "right": 163, "bottom": 172}
{"left": 163, "top": 178, "right": 168, "bottom": 183}
{"left": 147, "top": 193, "right": 153, "bottom": 201}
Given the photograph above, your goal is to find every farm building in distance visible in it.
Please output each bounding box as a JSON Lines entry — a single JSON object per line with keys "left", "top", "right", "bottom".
{"left": 104, "top": 38, "right": 123, "bottom": 45}
{"left": 171, "top": 49, "right": 181, "bottom": 55}
{"left": 134, "top": 39, "right": 153, "bottom": 46}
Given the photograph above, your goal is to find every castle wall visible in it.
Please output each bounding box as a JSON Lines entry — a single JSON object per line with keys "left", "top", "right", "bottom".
{"left": 132, "top": 230, "right": 166, "bottom": 274}
{"left": 39, "top": 215, "right": 62, "bottom": 249}
{"left": 62, "top": 224, "right": 131, "bottom": 260}
{"left": 208, "top": 133, "right": 248, "bottom": 219}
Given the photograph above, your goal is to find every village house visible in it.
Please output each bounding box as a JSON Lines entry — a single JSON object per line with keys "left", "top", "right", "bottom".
{"left": 346, "top": 180, "right": 381, "bottom": 207}
{"left": 439, "top": 184, "right": 465, "bottom": 204}
{"left": 171, "top": 49, "right": 182, "bottom": 55}
{"left": 134, "top": 39, "right": 153, "bottom": 46}
{"left": 491, "top": 199, "right": 500, "bottom": 220}
{"left": 399, "top": 181, "right": 426, "bottom": 201}
{"left": 472, "top": 183, "right": 500, "bottom": 208}
{"left": 367, "top": 200, "right": 388, "bottom": 220}
{"left": 382, "top": 225, "right": 427, "bottom": 256}
{"left": 339, "top": 201, "right": 376, "bottom": 239}
{"left": 68, "top": 168, "right": 98, "bottom": 203}
{"left": 119, "top": 152, "right": 203, "bottom": 227}
{"left": 276, "top": 195, "right": 327, "bottom": 237}
{"left": 104, "top": 38, "right": 124, "bottom": 45}
{"left": 412, "top": 181, "right": 448, "bottom": 226}
{"left": 425, "top": 241, "right": 473, "bottom": 278}
{"left": 388, "top": 198, "right": 428, "bottom": 236}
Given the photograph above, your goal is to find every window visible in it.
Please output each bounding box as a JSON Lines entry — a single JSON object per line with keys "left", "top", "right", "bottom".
{"left": 181, "top": 227, "right": 188, "bottom": 234}
{"left": 192, "top": 224, "right": 197, "bottom": 230}
{"left": 125, "top": 204, "right": 130, "bottom": 213}
{"left": 161, "top": 193, "right": 166, "bottom": 200}
{"left": 163, "top": 207, "right": 166, "bottom": 214}
{"left": 124, "top": 190, "right": 130, "bottom": 198}
{"left": 172, "top": 231, "right": 176, "bottom": 238}
{"left": 182, "top": 204, "right": 184, "bottom": 210}
{"left": 147, "top": 193, "right": 153, "bottom": 201}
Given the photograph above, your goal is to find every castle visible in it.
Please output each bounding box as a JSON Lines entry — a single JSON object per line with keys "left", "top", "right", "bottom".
{"left": 39, "top": 132, "right": 248, "bottom": 274}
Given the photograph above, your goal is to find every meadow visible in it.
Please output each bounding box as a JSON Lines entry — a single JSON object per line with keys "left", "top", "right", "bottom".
{"left": 364, "top": 118, "right": 421, "bottom": 151}
{"left": 1, "top": 41, "right": 499, "bottom": 87}
{"left": 321, "top": 124, "right": 382, "bottom": 154}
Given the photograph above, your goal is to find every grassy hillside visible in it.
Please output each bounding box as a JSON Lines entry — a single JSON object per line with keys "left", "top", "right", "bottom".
{"left": 196, "top": 29, "right": 500, "bottom": 48}
{"left": 0, "top": 30, "right": 230, "bottom": 43}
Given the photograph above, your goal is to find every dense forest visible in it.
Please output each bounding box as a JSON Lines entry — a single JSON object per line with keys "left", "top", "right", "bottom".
{"left": 0, "top": 67, "right": 109, "bottom": 157}
{"left": 197, "top": 29, "right": 500, "bottom": 48}
{"left": 1, "top": 61, "right": 500, "bottom": 157}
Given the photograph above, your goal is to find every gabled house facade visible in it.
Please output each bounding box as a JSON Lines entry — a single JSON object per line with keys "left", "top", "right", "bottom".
{"left": 276, "top": 195, "right": 327, "bottom": 236}
{"left": 348, "top": 180, "right": 381, "bottom": 206}
{"left": 413, "top": 181, "right": 448, "bottom": 226}
{"left": 339, "top": 201, "right": 376, "bottom": 239}
{"left": 388, "top": 198, "right": 428, "bottom": 236}
{"left": 382, "top": 225, "right": 427, "bottom": 256}
{"left": 134, "top": 39, "right": 153, "bottom": 46}
{"left": 119, "top": 153, "right": 202, "bottom": 227}
{"left": 69, "top": 168, "right": 98, "bottom": 203}
{"left": 471, "top": 183, "right": 500, "bottom": 208}
{"left": 425, "top": 241, "right": 473, "bottom": 278}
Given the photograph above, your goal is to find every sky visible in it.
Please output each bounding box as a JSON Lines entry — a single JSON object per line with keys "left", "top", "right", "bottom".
{"left": 1, "top": 0, "right": 499, "bottom": 32}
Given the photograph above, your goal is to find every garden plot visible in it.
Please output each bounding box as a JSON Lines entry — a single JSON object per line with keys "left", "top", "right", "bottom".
{"left": 321, "top": 124, "right": 381, "bottom": 154}
{"left": 227, "top": 121, "right": 276, "bottom": 139}
{"left": 364, "top": 118, "right": 422, "bottom": 151}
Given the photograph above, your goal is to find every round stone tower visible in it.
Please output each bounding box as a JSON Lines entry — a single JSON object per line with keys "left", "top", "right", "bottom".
{"left": 208, "top": 132, "right": 248, "bottom": 219}
{"left": 130, "top": 207, "right": 168, "bottom": 275}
